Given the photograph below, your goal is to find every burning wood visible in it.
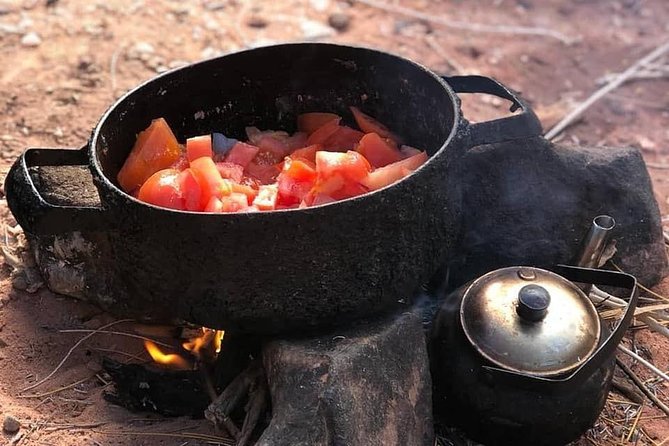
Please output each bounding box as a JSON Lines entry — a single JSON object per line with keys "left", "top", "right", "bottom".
{"left": 141, "top": 327, "right": 224, "bottom": 370}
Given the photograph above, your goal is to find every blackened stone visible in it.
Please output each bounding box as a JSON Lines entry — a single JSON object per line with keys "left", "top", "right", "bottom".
{"left": 447, "top": 137, "right": 667, "bottom": 287}
{"left": 257, "top": 307, "right": 433, "bottom": 446}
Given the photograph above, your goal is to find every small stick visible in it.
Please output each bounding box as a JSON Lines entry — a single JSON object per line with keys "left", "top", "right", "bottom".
{"left": 545, "top": 39, "right": 669, "bottom": 140}
{"left": 625, "top": 405, "right": 643, "bottom": 442}
{"left": 21, "top": 319, "right": 133, "bottom": 393}
{"left": 617, "top": 359, "right": 669, "bottom": 417}
{"left": 18, "top": 375, "right": 94, "bottom": 399}
{"left": 612, "top": 377, "right": 645, "bottom": 404}
{"left": 352, "top": 0, "right": 573, "bottom": 44}
{"left": 618, "top": 345, "right": 669, "bottom": 384}
{"left": 59, "top": 329, "right": 174, "bottom": 349}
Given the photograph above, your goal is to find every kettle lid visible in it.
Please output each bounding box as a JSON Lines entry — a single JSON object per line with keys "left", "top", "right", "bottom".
{"left": 460, "top": 266, "right": 601, "bottom": 377}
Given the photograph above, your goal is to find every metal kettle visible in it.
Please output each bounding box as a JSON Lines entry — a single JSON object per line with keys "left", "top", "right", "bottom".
{"left": 430, "top": 259, "right": 638, "bottom": 445}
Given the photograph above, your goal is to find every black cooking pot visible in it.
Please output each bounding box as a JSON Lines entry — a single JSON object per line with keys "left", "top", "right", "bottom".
{"left": 6, "top": 43, "right": 542, "bottom": 334}
{"left": 430, "top": 265, "right": 638, "bottom": 446}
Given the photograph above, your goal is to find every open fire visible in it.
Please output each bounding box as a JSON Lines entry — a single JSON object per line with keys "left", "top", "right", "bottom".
{"left": 144, "top": 328, "right": 225, "bottom": 369}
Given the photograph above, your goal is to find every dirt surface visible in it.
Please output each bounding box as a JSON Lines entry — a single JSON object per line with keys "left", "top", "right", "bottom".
{"left": 0, "top": 0, "right": 668, "bottom": 445}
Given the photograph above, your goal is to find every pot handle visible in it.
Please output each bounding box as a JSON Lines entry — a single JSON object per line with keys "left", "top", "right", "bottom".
{"left": 443, "top": 75, "right": 543, "bottom": 147}
{"left": 482, "top": 265, "right": 638, "bottom": 391}
{"left": 5, "top": 146, "right": 108, "bottom": 235}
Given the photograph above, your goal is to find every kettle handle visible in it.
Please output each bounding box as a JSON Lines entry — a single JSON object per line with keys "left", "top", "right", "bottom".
{"left": 482, "top": 265, "right": 638, "bottom": 391}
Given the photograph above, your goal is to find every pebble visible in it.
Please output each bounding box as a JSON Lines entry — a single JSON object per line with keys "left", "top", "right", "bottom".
{"left": 132, "top": 41, "right": 155, "bottom": 55}
{"left": 11, "top": 273, "right": 28, "bottom": 291}
{"left": 246, "top": 16, "right": 268, "bottom": 28}
{"left": 309, "top": 0, "right": 330, "bottom": 11}
{"left": 300, "top": 19, "right": 335, "bottom": 40}
{"left": 3, "top": 415, "right": 20, "bottom": 434}
{"left": 328, "top": 12, "right": 351, "bottom": 31}
{"left": 20, "top": 32, "right": 41, "bottom": 47}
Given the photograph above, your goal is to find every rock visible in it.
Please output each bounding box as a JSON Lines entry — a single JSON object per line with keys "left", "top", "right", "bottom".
{"left": 0, "top": 1, "right": 16, "bottom": 15}
{"left": 257, "top": 307, "right": 433, "bottom": 446}
{"left": 246, "top": 16, "right": 268, "bottom": 28}
{"left": 447, "top": 137, "right": 668, "bottom": 287}
{"left": 300, "top": 19, "right": 335, "bottom": 40}
{"left": 3, "top": 415, "right": 20, "bottom": 434}
{"left": 328, "top": 12, "right": 351, "bottom": 31}
{"left": 309, "top": 0, "right": 330, "bottom": 11}
{"left": 20, "top": 32, "right": 41, "bottom": 47}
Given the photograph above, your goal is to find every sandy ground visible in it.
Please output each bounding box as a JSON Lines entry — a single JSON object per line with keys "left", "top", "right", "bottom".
{"left": 0, "top": 0, "right": 668, "bottom": 444}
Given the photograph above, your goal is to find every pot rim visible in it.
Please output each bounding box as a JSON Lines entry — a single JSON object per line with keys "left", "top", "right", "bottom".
{"left": 88, "top": 42, "right": 461, "bottom": 215}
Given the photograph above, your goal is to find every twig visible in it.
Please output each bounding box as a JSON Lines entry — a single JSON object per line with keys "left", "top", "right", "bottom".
{"left": 612, "top": 377, "right": 645, "bottom": 404}
{"left": 18, "top": 375, "right": 94, "bottom": 399}
{"left": 92, "top": 429, "right": 235, "bottom": 445}
{"left": 21, "top": 319, "right": 133, "bottom": 393}
{"left": 618, "top": 345, "right": 669, "bottom": 384}
{"left": 58, "top": 329, "right": 174, "bottom": 349}
{"left": 646, "top": 163, "right": 669, "bottom": 169}
{"left": 109, "top": 44, "right": 125, "bottom": 98}
{"left": 545, "top": 39, "right": 669, "bottom": 140}
{"left": 352, "top": 0, "right": 573, "bottom": 44}
{"left": 625, "top": 405, "right": 643, "bottom": 442}
{"left": 617, "top": 359, "right": 669, "bottom": 417}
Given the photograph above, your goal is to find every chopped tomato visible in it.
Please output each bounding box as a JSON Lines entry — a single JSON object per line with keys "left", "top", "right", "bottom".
{"left": 307, "top": 118, "right": 342, "bottom": 146}
{"left": 400, "top": 145, "right": 423, "bottom": 158}
{"left": 118, "top": 118, "right": 182, "bottom": 192}
{"left": 350, "top": 106, "right": 403, "bottom": 145}
{"left": 324, "top": 126, "right": 364, "bottom": 151}
{"left": 362, "top": 151, "right": 428, "bottom": 191}
{"left": 297, "top": 112, "right": 341, "bottom": 134}
{"left": 216, "top": 162, "right": 244, "bottom": 183}
{"left": 231, "top": 182, "right": 258, "bottom": 205}
{"left": 356, "top": 132, "right": 403, "bottom": 168}
{"left": 204, "top": 196, "right": 224, "bottom": 213}
{"left": 137, "top": 169, "right": 184, "bottom": 210}
{"left": 225, "top": 142, "right": 260, "bottom": 168}
{"left": 171, "top": 154, "right": 189, "bottom": 171}
{"left": 315, "top": 150, "right": 371, "bottom": 183}
{"left": 277, "top": 158, "right": 317, "bottom": 205}
{"left": 179, "top": 168, "right": 205, "bottom": 211}
{"left": 246, "top": 162, "right": 281, "bottom": 184}
{"left": 290, "top": 144, "right": 321, "bottom": 163}
{"left": 310, "top": 194, "right": 336, "bottom": 206}
{"left": 190, "top": 157, "right": 230, "bottom": 206}
{"left": 252, "top": 184, "right": 278, "bottom": 210}
{"left": 186, "top": 135, "right": 213, "bottom": 162}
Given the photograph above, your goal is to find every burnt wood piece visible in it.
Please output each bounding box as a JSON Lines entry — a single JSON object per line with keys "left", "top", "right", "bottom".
{"left": 102, "top": 357, "right": 210, "bottom": 418}
{"left": 448, "top": 138, "right": 667, "bottom": 288}
{"left": 256, "top": 307, "right": 433, "bottom": 446}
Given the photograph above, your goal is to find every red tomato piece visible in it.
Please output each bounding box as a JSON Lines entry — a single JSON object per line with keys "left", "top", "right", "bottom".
{"left": 297, "top": 112, "right": 342, "bottom": 135}
{"left": 283, "top": 157, "right": 316, "bottom": 182}
{"left": 225, "top": 142, "right": 260, "bottom": 168}
{"left": 190, "top": 157, "right": 230, "bottom": 206}
{"left": 204, "top": 196, "right": 224, "bottom": 213}
{"left": 186, "top": 135, "right": 213, "bottom": 162}
{"left": 362, "top": 151, "right": 428, "bottom": 191}
{"left": 356, "top": 132, "right": 403, "bottom": 168}
{"left": 231, "top": 182, "right": 258, "bottom": 205}
{"left": 246, "top": 162, "right": 281, "bottom": 185}
{"left": 315, "top": 150, "right": 371, "bottom": 183}
{"left": 179, "top": 168, "right": 205, "bottom": 211}
{"left": 324, "top": 126, "right": 364, "bottom": 151}
{"left": 307, "top": 118, "right": 342, "bottom": 146}
{"left": 290, "top": 144, "right": 321, "bottom": 163}
{"left": 277, "top": 158, "right": 317, "bottom": 206}
{"left": 138, "top": 169, "right": 184, "bottom": 210}
{"left": 215, "top": 162, "right": 244, "bottom": 183}
{"left": 118, "top": 118, "right": 182, "bottom": 192}
{"left": 350, "top": 106, "right": 403, "bottom": 145}
{"left": 252, "top": 184, "right": 278, "bottom": 210}
{"left": 171, "top": 153, "right": 189, "bottom": 171}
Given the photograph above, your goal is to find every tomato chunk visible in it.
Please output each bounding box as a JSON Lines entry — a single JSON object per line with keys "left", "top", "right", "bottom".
{"left": 137, "top": 169, "right": 184, "bottom": 210}
{"left": 246, "top": 162, "right": 281, "bottom": 185}
{"left": 221, "top": 193, "right": 249, "bottom": 213}
{"left": 297, "top": 112, "right": 341, "bottom": 135}
{"left": 118, "top": 118, "right": 182, "bottom": 192}
{"left": 186, "top": 135, "right": 213, "bottom": 162}
{"left": 216, "top": 162, "right": 244, "bottom": 183}
{"left": 362, "top": 151, "right": 428, "bottom": 191}
{"left": 324, "top": 126, "right": 364, "bottom": 151}
{"left": 356, "top": 132, "right": 403, "bottom": 168}
{"left": 290, "top": 144, "right": 321, "bottom": 163}
{"left": 277, "top": 158, "right": 317, "bottom": 205}
{"left": 225, "top": 142, "right": 260, "bottom": 168}
{"left": 350, "top": 106, "right": 403, "bottom": 145}
{"left": 190, "top": 157, "right": 230, "bottom": 206}
{"left": 179, "top": 168, "right": 205, "bottom": 211}
{"left": 315, "top": 150, "right": 371, "bottom": 183}
{"left": 204, "top": 196, "right": 224, "bottom": 213}
{"left": 307, "top": 118, "right": 342, "bottom": 146}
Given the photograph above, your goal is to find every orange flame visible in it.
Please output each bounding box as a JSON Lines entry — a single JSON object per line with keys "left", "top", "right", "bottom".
{"left": 182, "top": 328, "right": 225, "bottom": 360}
{"left": 144, "top": 340, "right": 191, "bottom": 370}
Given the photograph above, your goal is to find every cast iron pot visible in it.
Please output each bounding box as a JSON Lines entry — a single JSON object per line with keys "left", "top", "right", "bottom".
{"left": 430, "top": 265, "right": 638, "bottom": 446}
{"left": 6, "top": 43, "right": 542, "bottom": 334}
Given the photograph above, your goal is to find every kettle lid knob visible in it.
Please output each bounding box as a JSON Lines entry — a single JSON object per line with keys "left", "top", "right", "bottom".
{"left": 517, "top": 284, "right": 551, "bottom": 322}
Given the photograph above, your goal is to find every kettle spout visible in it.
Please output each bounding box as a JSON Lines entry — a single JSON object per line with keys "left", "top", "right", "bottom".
{"left": 575, "top": 215, "right": 616, "bottom": 269}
